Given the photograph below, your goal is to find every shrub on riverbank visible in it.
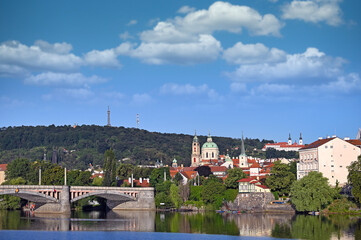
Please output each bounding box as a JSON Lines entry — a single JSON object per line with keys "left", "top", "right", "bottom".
{"left": 322, "top": 198, "right": 360, "bottom": 214}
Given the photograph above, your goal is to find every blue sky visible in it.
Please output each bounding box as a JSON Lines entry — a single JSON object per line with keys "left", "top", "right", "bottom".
{"left": 0, "top": 0, "right": 360, "bottom": 144}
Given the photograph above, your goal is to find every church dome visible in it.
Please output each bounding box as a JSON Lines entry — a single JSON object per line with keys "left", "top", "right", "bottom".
{"left": 202, "top": 141, "right": 218, "bottom": 149}
{"left": 202, "top": 132, "right": 219, "bottom": 149}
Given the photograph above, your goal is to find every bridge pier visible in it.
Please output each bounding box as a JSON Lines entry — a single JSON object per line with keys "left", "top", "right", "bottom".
{"left": 36, "top": 186, "right": 70, "bottom": 214}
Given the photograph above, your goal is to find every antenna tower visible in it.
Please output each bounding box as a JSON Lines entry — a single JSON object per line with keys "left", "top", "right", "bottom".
{"left": 137, "top": 114, "right": 139, "bottom": 128}
{"left": 107, "top": 106, "right": 111, "bottom": 127}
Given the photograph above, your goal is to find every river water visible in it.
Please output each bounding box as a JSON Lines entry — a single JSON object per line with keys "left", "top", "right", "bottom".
{"left": 0, "top": 210, "right": 360, "bottom": 240}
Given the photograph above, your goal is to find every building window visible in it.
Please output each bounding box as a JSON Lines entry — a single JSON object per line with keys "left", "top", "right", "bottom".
{"left": 330, "top": 146, "right": 333, "bottom": 148}
{"left": 331, "top": 165, "right": 334, "bottom": 167}
{"left": 206, "top": 153, "right": 208, "bottom": 158}
{"left": 340, "top": 166, "right": 342, "bottom": 168}
{"left": 325, "top": 146, "right": 328, "bottom": 149}
{"left": 212, "top": 152, "right": 214, "bottom": 158}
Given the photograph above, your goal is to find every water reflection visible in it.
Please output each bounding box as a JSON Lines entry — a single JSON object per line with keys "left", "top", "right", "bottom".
{"left": 0, "top": 210, "right": 360, "bottom": 240}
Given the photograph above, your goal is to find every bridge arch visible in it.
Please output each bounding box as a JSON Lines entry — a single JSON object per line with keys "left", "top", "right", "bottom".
{"left": 70, "top": 190, "right": 136, "bottom": 203}
{"left": 0, "top": 190, "right": 58, "bottom": 203}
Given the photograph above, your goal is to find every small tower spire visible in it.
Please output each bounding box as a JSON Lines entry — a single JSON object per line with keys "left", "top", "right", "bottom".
{"left": 288, "top": 132, "right": 292, "bottom": 145}
{"left": 299, "top": 132, "right": 303, "bottom": 145}
{"left": 107, "top": 106, "right": 111, "bottom": 127}
{"left": 193, "top": 129, "right": 198, "bottom": 142}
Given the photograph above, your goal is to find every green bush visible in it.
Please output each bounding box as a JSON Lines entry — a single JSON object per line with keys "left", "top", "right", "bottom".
{"left": 272, "top": 191, "right": 279, "bottom": 200}
{"left": 224, "top": 189, "right": 238, "bottom": 202}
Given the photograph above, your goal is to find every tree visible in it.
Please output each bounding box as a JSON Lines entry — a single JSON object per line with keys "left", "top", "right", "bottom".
{"left": 201, "top": 180, "right": 226, "bottom": 204}
{"left": 179, "top": 183, "right": 190, "bottom": 202}
{"left": 173, "top": 172, "right": 184, "bottom": 185}
{"left": 266, "top": 161, "right": 296, "bottom": 196}
{"left": 225, "top": 168, "right": 246, "bottom": 189}
{"left": 347, "top": 155, "right": 361, "bottom": 205}
{"left": 170, "top": 184, "right": 182, "bottom": 208}
{"left": 290, "top": 171, "right": 336, "bottom": 212}
{"left": 116, "top": 163, "right": 134, "bottom": 179}
{"left": 195, "top": 166, "right": 212, "bottom": 177}
{"left": 42, "top": 166, "right": 64, "bottom": 185}
{"left": 150, "top": 167, "right": 170, "bottom": 187}
{"left": 5, "top": 158, "right": 31, "bottom": 182}
{"left": 102, "top": 149, "right": 116, "bottom": 186}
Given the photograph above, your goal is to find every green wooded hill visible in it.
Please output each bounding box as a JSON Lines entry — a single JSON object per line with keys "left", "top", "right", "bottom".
{"left": 0, "top": 125, "right": 273, "bottom": 170}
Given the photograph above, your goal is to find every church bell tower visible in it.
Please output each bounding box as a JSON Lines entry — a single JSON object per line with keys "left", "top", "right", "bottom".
{"left": 191, "top": 130, "right": 201, "bottom": 167}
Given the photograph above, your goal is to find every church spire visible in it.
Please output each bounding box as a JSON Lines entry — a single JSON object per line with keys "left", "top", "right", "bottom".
{"left": 207, "top": 130, "right": 212, "bottom": 142}
{"left": 193, "top": 129, "right": 198, "bottom": 142}
{"left": 299, "top": 132, "right": 303, "bottom": 145}
{"left": 240, "top": 132, "right": 246, "bottom": 156}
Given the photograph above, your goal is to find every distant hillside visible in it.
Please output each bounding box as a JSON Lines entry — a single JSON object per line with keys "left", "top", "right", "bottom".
{"left": 0, "top": 125, "right": 273, "bottom": 170}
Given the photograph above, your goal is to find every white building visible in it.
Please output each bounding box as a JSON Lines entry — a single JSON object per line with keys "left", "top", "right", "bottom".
{"left": 297, "top": 136, "right": 361, "bottom": 186}
{"left": 262, "top": 133, "right": 304, "bottom": 152}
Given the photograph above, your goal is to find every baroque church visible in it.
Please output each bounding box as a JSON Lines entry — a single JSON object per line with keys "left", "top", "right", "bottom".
{"left": 191, "top": 131, "right": 248, "bottom": 167}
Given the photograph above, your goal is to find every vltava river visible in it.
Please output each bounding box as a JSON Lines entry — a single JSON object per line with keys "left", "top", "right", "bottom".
{"left": 0, "top": 210, "right": 360, "bottom": 239}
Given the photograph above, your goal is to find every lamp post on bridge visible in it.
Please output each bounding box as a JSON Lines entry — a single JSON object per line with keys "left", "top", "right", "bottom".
{"left": 64, "top": 167, "right": 67, "bottom": 186}
{"left": 39, "top": 167, "right": 41, "bottom": 185}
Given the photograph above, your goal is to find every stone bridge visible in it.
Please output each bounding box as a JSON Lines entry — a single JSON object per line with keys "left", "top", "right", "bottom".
{"left": 0, "top": 185, "right": 155, "bottom": 213}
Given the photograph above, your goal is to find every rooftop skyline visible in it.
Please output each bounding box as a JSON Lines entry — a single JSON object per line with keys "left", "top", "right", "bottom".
{"left": 1, "top": 0, "right": 360, "bottom": 144}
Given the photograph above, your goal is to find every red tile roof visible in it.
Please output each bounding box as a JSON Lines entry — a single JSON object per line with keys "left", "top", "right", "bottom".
{"left": 257, "top": 185, "right": 270, "bottom": 189}
{"left": 0, "top": 164, "right": 7, "bottom": 171}
{"left": 182, "top": 171, "right": 197, "bottom": 180}
{"left": 237, "top": 177, "right": 255, "bottom": 182}
{"left": 124, "top": 179, "right": 150, "bottom": 187}
{"left": 300, "top": 138, "right": 335, "bottom": 150}
{"left": 209, "top": 166, "right": 227, "bottom": 172}
{"left": 347, "top": 139, "right": 361, "bottom": 146}
{"left": 250, "top": 163, "right": 261, "bottom": 168}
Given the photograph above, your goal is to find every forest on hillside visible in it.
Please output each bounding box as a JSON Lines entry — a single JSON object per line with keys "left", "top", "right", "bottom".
{"left": 0, "top": 125, "right": 274, "bottom": 170}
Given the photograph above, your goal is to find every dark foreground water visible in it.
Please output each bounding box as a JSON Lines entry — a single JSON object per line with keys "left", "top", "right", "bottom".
{"left": 0, "top": 210, "right": 360, "bottom": 240}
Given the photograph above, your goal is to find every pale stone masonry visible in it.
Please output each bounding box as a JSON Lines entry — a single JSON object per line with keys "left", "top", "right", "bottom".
{"left": 297, "top": 137, "right": 361, "bottom": 186}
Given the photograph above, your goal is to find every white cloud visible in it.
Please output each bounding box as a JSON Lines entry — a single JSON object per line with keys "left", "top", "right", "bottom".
{"left": 0, "top": 41, "right": 83, "bottom": 74}
{"left": 61, "top": 88, "right": 94, "bottom": 99}
{"left": 132, "top": 93, "right": 152, "bottom": 104}
{"left": 119, "top": 31, "right": 134, "bottom": 40}
{"left": 34, "top": 40, "right": 73, "bottom": 54}
{"left": 282, "top": 0, "right": 343, "bottom": 26}
{"left": 0, "top": 96, "right": 25, "bottom": 107}
{"left": 160, "top": 83, "right": 220, "bottom": 100}
{"left": 320, "top": 73, "right": 361, "bottom": 93}
{"left": 84, "top": 48, "right": 121, "bottom": 68}
{"left": 230, "top": 82, "right": 247, "bottom": 92}
{"left": 223, "top": 42, "right": 287, "bottom": 65}
{"left": 141, "top": 1, "right": 283, "bottom": 45}
{"left": 228, "top": 47, "right": 345, "bottom": 82}
{"left": 130, "top": 34, "right": 222, "bottom": 65}
{"left": 178, "top": 6, "right": 196, "bottom": 14}
{"left": 127, "top": 20, "right": 137, "bottom": 26}
{"left": 141, "top": 22, "right": 196, "bottom": 43}
{"left": 25, "top": 72, "right": 107, "bottom": 87}
{"left": 0, "top": 64, "right": 29, "bottom": 78}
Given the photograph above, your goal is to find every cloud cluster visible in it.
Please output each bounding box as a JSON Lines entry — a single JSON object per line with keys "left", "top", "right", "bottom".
{"left": 282, "top": 0, "right": 343, "bottom": 26}
{"left": 130, "top": 1, "right": 283, "bottom": 65}
{"left": 160, "top": 83, "right": 219, "bottom": 100}
{"left": 25, "top": 72, "right": 107, "bottom": 87}
{"left": 0, "top": 41, "right": 82, "bottom": 74}
{"left": 228, "top": 47, "right": 345, "bottom": 83}
{"left": 223, "top": 42, "right": 287, "bottom": 65}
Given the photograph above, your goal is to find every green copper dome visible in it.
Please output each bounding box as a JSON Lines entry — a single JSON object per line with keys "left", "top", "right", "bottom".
{"left": 202, "top": 142, "right": 218, "bottom": 149}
